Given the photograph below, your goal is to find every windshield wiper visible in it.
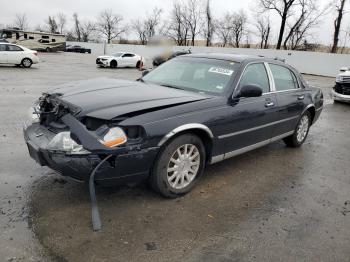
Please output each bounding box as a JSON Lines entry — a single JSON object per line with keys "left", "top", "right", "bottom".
{"left": 159, "top": 84, "right": 184, "bottom": 90}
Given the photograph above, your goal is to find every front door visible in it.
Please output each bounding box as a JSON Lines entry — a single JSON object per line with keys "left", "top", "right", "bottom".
{"left": 6, "top": 44, "right": 23, "bottom": 64}
{"left": 121, "top": 53, "right": 135, "bottom": 67}
{"left": 220, "top": 63, "right": 280, "bottom": 156}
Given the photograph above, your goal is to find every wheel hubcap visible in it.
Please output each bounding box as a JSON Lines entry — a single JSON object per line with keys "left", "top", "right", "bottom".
{"left": 297, "top": 115, "right": 309, "bottom": 142}
{"left": 23, "top": 59, "right": 30, "bottom": 67}
{"left": 167, "top": 144, "right": 200, "bottom": 190}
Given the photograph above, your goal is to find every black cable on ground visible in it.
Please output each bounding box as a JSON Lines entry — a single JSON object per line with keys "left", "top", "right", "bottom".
{"left": 89, "top": 154, "right": 113, "bottom": 231}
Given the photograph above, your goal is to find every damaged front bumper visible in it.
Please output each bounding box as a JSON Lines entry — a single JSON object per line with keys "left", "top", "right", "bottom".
{"left": 331, "top": 90, "right": 350, "bottom": 102}
{"left": 24, "top": 122, "right": 159, "bottom": 185}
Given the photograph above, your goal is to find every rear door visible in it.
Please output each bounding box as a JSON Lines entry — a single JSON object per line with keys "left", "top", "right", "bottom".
{"left": 6, "top": 45, "right": 23, "bottom": 64}
{"left": 220, "top": 62, "right": 279, "bottom": 156}
{"left": 0, "top": 44, "right": 7, "bottom": 63}
{"left": 267, "top": 63, "right": 305, "bottom": 137}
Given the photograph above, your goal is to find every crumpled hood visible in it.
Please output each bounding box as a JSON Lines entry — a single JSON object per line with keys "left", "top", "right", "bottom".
{"left": 49, "top": 78, "right": 211, "bottom": 120}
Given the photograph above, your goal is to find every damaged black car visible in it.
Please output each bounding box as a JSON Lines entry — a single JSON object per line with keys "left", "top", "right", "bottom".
{"left": 24, "top": 53, "right": 324, "bottom": 199}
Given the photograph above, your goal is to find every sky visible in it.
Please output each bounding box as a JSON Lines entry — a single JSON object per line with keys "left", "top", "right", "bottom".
{"left": 0, "top": 0, "right": 349, "bottom": 46}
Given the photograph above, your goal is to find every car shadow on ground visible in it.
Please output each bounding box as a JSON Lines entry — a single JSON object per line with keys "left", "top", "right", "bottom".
{"left": 28, "top": 140, "right": 309, "bottom": 262}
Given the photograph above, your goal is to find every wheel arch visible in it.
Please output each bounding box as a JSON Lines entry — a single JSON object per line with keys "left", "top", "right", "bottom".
{"left": 157, "top": 123, "right": 214, "bottom": 163}
{"left": 302, "top": 104, "right": 316, "bottom": 124}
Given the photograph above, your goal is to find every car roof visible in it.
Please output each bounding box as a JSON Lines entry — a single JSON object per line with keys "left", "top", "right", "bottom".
{"left": 184, "top": 52, "right": 282, "bottom": 63}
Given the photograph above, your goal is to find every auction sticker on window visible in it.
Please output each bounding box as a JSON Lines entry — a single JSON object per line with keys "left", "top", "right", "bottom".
{"left": 208, "top": 67, "right": 234, "bottom": 76}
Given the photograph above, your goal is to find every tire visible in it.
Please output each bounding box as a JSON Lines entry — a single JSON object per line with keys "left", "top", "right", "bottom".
{"left": 283, "top": 111, "right": 311, "bottom": 147}
{"left": 150, "top": 134, "right": 206, "bottom": 198}
{"left": 46, "top": 47, "right": 51, "bottom": 52}
{"left": 110, "top": 60, "right": 117, "bottom": 68}
{"left": 21, "top": 58, "right": 32, "bottom": 68}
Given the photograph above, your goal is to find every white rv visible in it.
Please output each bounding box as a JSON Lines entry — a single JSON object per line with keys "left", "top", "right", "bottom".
{"left": 0, "top": 28, "right": 66, "bottom": 52}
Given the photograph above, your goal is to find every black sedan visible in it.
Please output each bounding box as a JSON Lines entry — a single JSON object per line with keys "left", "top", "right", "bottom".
{"left": 66, "top": 45, "right": 91, "bottom": 54}
{"left": 24, "top": 53, "right": 323, "bottom": 199}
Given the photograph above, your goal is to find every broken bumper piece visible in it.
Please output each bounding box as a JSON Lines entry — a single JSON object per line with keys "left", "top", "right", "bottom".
{"left": 24, "top": 122, "right": 159, "bottom": 185}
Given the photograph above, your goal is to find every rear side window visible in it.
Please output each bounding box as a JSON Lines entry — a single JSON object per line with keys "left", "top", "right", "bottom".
{"left": 269, "top": 64, "right": 299, "bottom": 91}
{"left": 7, "top": 45, "right": 23, "bottom": 51}
{"left": 239, "top": 63, "right": 270, "bottom": 93}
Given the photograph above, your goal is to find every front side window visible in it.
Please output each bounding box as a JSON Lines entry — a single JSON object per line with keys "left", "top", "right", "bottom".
{"left": 0, "top": 45, "right": 6, "bottom": 51}
{"left": 269, "top": 64, "right": 299, "bottom": 91}
{"left": 122, "top": 53, "right": 135, "bottom": 57}
{"left": 7, "top": 45, "right": 23, "bottom": 51}
{"left": 239, "top": 63, "right": 270, "bottom": 93}
{"left": 142, "top": 57, "right": 240, "bottom": 94}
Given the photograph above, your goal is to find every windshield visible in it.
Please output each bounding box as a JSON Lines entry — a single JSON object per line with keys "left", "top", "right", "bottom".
{"left": 142, "top": 57, "right": 239, "bottom": 94}
{"left": 112, "top": 52, "right": 123, "bottom": 57}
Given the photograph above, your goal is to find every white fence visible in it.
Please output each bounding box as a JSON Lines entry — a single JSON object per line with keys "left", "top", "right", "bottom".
{"left": 67, "top": 41, "right": 350, "bottom": 77}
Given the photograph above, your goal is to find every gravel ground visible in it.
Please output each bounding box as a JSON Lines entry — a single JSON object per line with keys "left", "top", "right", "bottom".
{"left": 0, "top": 52, "right": 349, "bottom": 262}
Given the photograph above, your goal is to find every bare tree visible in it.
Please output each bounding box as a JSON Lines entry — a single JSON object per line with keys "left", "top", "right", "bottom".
{"left": 81, "top": 22, "right": 96, "bottom": 42}
{"left": 73, "top": 13, "right": 81, "bottom": 41}
{"left": 46, "top": 16, "right": 58, "bottom": 33}
{"left": 132, "top": 7, "right": 162, "bottom": 45}
{"left": 259, "top": 0, "right": 297, "bottom": 49}
{"left": 283, "top": 0, "right": 329, "bottom": 50}
{"left": 230, "top": 10, "right": 247, "bottom": 48}
{"left": 203, "top": 0, "right": 215, "bottom": 46}
{"left": 256, "top": 16, "right": 271, "bottom": 49}
{"left": 96, "top": 9, "right": 126, "bottom": 43}
{"left": 57, "top": 13, "right": 67, "bottom": 34}
{"left": 182, "top": 0, "right": 203, "bottom": 46}
{"left": 331, "top": 0, "right": 347, "bottom": 53}
{"left": 166, "top": 2, "right": 189, "bottom": 46}
{"left": 132, "top": 19, "right": 147, "bottom": 45}
{"left": 216, "top": 13, "right": 232, "bottom": 47}
{"left": 13, "top": 13, "right": 28, "bottom": 30}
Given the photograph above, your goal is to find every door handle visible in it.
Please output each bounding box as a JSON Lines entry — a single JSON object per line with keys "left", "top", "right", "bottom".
{"left": 297, "top": 95, "right": 305, "bottom": 100}
{"left": 265, "top": 101, "right": 275, "bottom": 107}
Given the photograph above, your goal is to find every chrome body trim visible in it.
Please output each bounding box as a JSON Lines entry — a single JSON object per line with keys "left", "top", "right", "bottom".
{"left": 158, "top": 123, "right": 214, "bottom": 147}
{"left": 218, "top": 116, "right": 299, "bottom": 139}
{"left": 210, "top": 130, "right": 294, "bottom": 164}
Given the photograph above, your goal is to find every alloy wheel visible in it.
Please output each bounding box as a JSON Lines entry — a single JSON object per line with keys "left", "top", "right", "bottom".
{"left": 297, "top": 115, "right": 309, "bottom": 142}
{"left": 167, "top": 144, "right": 200, "bottom": 190}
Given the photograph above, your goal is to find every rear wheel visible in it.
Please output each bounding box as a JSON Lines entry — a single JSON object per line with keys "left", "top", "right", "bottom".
{"left": 150, "top": 134, "right": 206, "bottom": 198}
{"left": 110, "top": 60, "right": 117, "bottom": 68}
{"left": 21, "top": 58, "right": 32, "bottom": 68}
{"left": 46, "top": 47, "right": 51, "bottom": 52}
{"left": 283, "top": 111, "right": 311, "bottom": 147}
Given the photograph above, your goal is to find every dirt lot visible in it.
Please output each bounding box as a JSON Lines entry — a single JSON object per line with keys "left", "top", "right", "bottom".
{"left": 0, "top": 53, "right": 349, "bottom": 262}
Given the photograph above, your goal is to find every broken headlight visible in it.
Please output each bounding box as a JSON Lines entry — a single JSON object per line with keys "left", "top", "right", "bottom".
{"left": 28, "top": 104, "right": 41, "bottom": 123}
{"left": 47, "top": 132, "right": 90, "bottom": 154}
{"left": 100, "top": 127, "right": 127, "bottom": 148}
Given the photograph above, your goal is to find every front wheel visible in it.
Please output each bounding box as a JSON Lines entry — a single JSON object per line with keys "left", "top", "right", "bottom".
{"left": 21, "top": 58, "right": 32, "bottom": 68}
{"left": 150, "top": 134, "right": 206, "bottom": 198}
{"left": 283, "top": 111, "right": 311, "bottom": 147}
{"left": 110, "top": 60, "right": 117, "bottom": 68}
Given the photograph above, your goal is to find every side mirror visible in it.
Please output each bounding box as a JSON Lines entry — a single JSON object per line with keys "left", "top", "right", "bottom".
{"left": 340, "top": 67, "right": 349, "bottom": 72}
{"left": 142, "top": 70, "right": 150, "bottom": 77}
{"left": 238, "top": 84, "right": 263, "bottom": 98}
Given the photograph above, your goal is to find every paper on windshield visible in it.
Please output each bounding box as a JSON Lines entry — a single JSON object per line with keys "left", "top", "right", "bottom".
{"left": 208, "top": 67, "right": 234, "bottom": 76}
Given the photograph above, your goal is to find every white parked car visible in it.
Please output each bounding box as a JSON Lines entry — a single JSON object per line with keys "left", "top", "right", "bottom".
{"left": 332, "top": 67, "right": 350, "bottom": 103}
{"left": 0, "top": 43, "right": 39, "bottom": 68}
{"left": 96, "top": 52, "right": 143, "bottom": 68}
